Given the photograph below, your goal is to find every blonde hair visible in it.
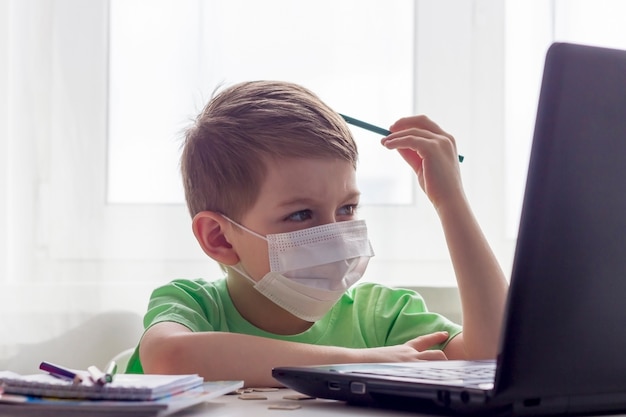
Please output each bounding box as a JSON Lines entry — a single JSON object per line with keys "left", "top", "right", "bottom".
{"left": 181, "top": 81, "right": 358, "bottom": 220}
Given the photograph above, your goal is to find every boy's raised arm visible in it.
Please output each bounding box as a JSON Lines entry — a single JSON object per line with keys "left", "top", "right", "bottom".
{"left": 383, "top": 115, "right": 508, "bottom": 360}
{"left": 437, "top": 194, "right": 508, "bottom": 359}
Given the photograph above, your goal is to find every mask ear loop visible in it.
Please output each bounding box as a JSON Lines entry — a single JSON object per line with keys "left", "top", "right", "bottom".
{"left": 229, "top": 262, "right": 260, "bottom": 287}
{"left": 221, "top": 214, "right": 268, "bottom": 241}
{"left": 220, "top": 215, "right": 269, "bottom": 284}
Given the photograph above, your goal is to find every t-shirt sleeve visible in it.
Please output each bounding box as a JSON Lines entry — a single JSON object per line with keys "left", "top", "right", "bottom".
{"left": 364, "top": 284, "right": 462, "bottom": 349}
{"left": 125, "top": 279, "right": 223, "bottom": 374}
{"left": 143, "top": 279, "right": 222, "bottom": 333}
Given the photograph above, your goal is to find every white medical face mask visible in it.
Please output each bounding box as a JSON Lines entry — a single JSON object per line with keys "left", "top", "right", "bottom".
{"left": 224, "top": 217, "right": 374, "bottom": 322}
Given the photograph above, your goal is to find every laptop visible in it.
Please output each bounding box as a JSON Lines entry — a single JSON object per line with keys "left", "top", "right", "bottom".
{"left": 272, "top": 42, "right": 626, "bottom": 416}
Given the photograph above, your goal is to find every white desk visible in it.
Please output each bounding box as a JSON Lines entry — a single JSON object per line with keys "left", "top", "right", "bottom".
{"left": 180, "top": 388, "right": 433, "bottom": 417}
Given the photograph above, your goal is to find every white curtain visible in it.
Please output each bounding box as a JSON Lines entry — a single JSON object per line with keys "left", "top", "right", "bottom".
{"left": 0, "top": 0, "right": 150, "bottom": 369}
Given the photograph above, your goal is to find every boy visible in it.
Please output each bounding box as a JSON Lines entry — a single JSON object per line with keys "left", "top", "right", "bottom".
{"left": 126, "top": 81, "right": 508, "bottom": 387}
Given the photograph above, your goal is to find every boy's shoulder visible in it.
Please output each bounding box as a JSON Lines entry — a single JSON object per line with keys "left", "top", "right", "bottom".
{"left": 150, "top": 277, "right": 229, "bottom": 301}
{"left": 345, "top": 282, "right": 425, "bottom": 303}
{"left": 163, "top": 276, "right": 226, "bottom": 289}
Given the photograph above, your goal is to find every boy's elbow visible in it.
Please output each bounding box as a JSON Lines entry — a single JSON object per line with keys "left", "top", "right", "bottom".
{"left": 139, "top": 323, "right": 196, "bottom": 375}
{"left": 141, "top": 338, "right": 182, "bottom": 374}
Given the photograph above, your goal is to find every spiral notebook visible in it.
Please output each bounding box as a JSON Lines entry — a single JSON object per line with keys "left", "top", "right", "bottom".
{"left": 0, "top": 379, "right": 244, "bottom": 417}
{"left": 0, "top": 371, "right": 204, "bottom": 401}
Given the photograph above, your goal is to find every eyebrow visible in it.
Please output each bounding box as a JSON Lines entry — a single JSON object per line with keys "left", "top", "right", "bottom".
{"left": 277, "top": 192, "right": 361, "bottom": 209}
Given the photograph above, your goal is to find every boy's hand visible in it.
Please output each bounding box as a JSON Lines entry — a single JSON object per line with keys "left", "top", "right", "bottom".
{"left": 382, "top": 115, "right": 463, "bottom": 209}
{"left": 361, "top": 331, "right": 449, "bottom": 362}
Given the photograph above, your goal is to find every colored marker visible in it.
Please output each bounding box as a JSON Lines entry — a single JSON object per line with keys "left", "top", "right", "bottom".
{"left": 39, "top": 361, "right": 83, "bottom": 384}
{"left": 339, "top": 113, "right": 464, "bottom": 163}
{"left": 103, "top": 360, "right": 118, "bottom": 383}
{"left": 87, "top": 365, "right": 108, "bottom": 385}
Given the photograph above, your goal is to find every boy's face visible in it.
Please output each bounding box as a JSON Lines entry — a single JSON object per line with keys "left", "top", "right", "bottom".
{"left": 228, "top": 157, "right": 360, "bottom": 282}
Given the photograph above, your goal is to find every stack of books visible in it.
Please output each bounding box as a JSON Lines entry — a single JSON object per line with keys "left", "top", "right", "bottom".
{"left": 0, "top": 365, "right": 243, "bottom": 416}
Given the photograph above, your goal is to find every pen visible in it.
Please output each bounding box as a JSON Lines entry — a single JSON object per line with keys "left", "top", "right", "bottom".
{"left": 339, "top": 113, "right": 464, "bottom": 163}
{"left": 340, "top": 113, "right": 391, "bottom": 136}
{"left": 39, "top": 361, "right": 83, "bottom": 384}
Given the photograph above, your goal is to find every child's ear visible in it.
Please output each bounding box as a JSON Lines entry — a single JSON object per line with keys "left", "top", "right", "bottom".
{"left": 192, "top": 211, "right": 239, "bottom": 265}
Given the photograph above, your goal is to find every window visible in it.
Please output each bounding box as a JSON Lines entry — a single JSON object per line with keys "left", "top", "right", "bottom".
{"left": 104, "top": 0, "right": 458, "bottom": 287}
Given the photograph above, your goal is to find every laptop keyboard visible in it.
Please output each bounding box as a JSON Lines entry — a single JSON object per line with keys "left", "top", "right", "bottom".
{"left": 347, "top": 363, "right": 495, "bottom": 384}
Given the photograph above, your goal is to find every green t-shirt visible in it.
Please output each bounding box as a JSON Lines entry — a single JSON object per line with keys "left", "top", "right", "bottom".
{"left": 126, "top": 278, "right": 461, "bottom": 373}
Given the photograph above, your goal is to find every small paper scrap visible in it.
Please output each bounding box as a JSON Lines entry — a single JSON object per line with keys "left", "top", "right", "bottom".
{"left": 238, "top": 393, "right": 268, "bottom": 400}
{"left": 268, "top": 403, "right": 302, "bottom": 410}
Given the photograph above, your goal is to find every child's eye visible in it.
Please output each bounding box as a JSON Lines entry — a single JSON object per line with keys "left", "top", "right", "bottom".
{"left": 338, "top": 204, "right": 359, "bottom": 217}
{"left": 285, "top": 209, "right": 313, "bottom": 222}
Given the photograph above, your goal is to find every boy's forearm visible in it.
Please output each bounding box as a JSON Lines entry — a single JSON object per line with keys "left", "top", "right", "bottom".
{"left": 141, "top": 327, "right": 357, "bottom": 387}
{"left": 437, "top": 194, "right": 509, "bottom": 359}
